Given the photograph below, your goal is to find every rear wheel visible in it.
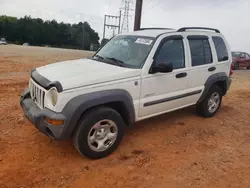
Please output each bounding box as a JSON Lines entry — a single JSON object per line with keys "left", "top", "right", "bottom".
{"left": 73, "top": 107, "right": 126, "bottom": 159}
{"left": 234, "top": 62, "right": 239, "bottom": 70}
{"left": 196, "top": 85, "right": 222, "bottom": 118}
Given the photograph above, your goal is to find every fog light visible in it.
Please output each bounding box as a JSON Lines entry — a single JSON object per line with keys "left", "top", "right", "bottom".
{"left": 45, "top": 117, "right": 64, "bottom": 125}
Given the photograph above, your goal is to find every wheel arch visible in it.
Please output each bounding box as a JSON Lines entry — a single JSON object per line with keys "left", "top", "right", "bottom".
{"left": 60, "top": 89, "right": 136, "bottom": 139}
{"left": 198, "top": 72, "right": 230, "bottom": 103}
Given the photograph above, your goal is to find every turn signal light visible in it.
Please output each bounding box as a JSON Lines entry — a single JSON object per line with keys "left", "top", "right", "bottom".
{"left": 44, "top": 117, "right": 64, "bottom": 125}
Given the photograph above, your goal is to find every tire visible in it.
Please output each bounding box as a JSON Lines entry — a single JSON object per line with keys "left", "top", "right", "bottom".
{"left": 196, "top": 85, "right": 223, "bottom": 118}
{"left": 73, "top": 106, "right": 126, "bottom": 159}
{"left": 247, "top": 66, "right": 250, "bottom": 70}
{"left": 234, "top": 62, "right": 239, "bottom": 70}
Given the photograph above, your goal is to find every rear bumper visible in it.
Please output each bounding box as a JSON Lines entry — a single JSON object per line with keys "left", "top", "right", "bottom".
{"left": 20, "top": 88, "right": 66, "bottom": 140}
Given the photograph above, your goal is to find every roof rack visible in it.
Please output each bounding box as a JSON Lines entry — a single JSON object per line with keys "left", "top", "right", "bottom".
{"left": 177, "top": 27, "right": 220, "bottom": 33}
{"left": 139, "top": 27, "right": 174, "bottom": 31}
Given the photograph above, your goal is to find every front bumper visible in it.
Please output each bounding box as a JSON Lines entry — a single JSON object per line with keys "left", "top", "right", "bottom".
{"left": 20, "top": 88, "right": 66, "bottom": 140}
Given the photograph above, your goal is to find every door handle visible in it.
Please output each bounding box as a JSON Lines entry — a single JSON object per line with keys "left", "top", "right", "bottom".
{"left": 208, "top": 67, "right": 216, "bottom": 72}
{"left": 176, "top": 72, "right": 187, "bottom": 78}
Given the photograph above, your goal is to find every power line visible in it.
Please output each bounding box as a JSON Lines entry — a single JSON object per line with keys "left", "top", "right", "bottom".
{"left": 150, "top": 0, "right": 164, "bottom": 9}
{"left": 146, "top": 0, "right": 155, "bottom": 6}
{"left": 142, "top": 0, "right": 158, "bottom": 14}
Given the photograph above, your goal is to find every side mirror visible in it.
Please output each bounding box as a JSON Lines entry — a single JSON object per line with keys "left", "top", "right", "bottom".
{"left": 151, "top": 62, "right": 173, "bottom": 74}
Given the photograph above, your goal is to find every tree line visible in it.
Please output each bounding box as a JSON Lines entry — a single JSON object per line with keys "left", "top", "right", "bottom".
{"left": 0, "top": 15, "right": 100, "bottom": 50}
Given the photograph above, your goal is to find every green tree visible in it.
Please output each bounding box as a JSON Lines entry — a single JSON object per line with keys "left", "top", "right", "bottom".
{"left": 0, "top": 15, "right": 100, "bottom": 50}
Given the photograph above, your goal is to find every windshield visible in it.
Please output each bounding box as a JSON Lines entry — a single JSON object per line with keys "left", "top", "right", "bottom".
{"left": 93, "top": 35, "right": 155, "bottom": 68}
{"left": 232, "top": 52, "right": 241, "bottom": 57}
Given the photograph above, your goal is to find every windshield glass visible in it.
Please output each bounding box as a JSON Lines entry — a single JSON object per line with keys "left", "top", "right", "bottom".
{"left": 232, "top": 52, "right": 241, "bottom": 57}
{"left": 93, "top": 35, "right": 155, "bottom": 68}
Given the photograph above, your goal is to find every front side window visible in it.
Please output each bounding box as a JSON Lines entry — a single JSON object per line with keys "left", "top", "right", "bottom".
{"left": 189, "top": 39, "right": 213, "bottom": 66}
{"left": 93, "top": 35, "right": 154, "bottom": 68}
{"left": 245, "top": 53, "right": 250, "bottom": 58}
{"left": 212, "top": 36, "right": 229, "bottom": 62}
{"left": 154, "top": 38, "right": 185, "bottom": 69}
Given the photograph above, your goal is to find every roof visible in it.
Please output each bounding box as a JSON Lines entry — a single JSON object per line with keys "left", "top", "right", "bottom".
{"left": 119, "top": 27, "right": 221, "bottom": 38}
{"left": 121, "top": 28, "right": 176, "bottom": 38}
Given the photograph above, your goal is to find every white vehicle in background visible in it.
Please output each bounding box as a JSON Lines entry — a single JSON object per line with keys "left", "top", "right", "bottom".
{"left": 0, "top": 38, "right": 7, "bottom": 45}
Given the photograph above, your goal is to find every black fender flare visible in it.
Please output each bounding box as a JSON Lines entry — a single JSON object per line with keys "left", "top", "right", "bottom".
{"left": 198, "top": 72, "right": 230, "bottom": 103}
{"left": 60, "top": 89, "right": 135, "bottom": 139}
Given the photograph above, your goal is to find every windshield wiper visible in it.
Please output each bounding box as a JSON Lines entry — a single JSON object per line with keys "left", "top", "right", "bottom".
{"left": 105, "top": 57, "right": 124, "bottom": 67}
{"left": 93, "top": 54, "right": 105, "bottom": 60}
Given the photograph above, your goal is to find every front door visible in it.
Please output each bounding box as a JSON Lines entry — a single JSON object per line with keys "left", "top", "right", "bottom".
{"left": 238, "top": 53, "right": 248, "bottom": 68}
{"left": 139, "top": 35, "right": 189, "bottom": 119}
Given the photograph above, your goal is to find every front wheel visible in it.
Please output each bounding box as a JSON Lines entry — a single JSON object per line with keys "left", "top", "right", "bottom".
{"left": 196, "top": 85, "right": 222, "bottom": 118}
{"left": 73, "top": 107, "right": 126, "bottom": 159}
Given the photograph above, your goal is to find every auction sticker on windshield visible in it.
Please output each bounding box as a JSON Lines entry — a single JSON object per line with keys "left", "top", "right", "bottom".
{"left": 135, "top": 38, "right": 153, "bottom": 45}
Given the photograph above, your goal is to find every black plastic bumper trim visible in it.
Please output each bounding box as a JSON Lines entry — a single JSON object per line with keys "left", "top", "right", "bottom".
{"left": 20, "top": 89, "right": 66, "bottom": 140}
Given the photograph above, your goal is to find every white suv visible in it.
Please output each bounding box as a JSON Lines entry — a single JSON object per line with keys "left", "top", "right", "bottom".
{"left": 20, "top": 27, "right": 232, "bottom": 159}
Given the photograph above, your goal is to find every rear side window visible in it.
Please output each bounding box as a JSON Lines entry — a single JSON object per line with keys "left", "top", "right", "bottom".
{"left": 212, "top": 36, "right": 229, "bottom": 62}
{"left": 188, "top": 38, "right": 213, "bottom": 66}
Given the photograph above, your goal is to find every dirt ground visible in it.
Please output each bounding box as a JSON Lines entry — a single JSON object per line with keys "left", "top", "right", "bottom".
{"left": 0, "top": 45, "right": 250, "bottom": 188}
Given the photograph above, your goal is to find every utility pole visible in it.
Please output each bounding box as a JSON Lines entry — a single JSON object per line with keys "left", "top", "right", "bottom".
{"left": 103, "top": 11, "right": 122, "bottom": 40}
{"left": 121, "top": 0, "right": 130, "bottom": 33}
{"left": 118, "top": 10, "right": 122, "bottom": 34}
{"left": 103, "top": 15, "right": 106, "bottom": 40}
{"left": 121, "top": 0, "right": 134, "bottom": 33}
{"left": 134, "top": 0, "right": 143, "bottom": 31}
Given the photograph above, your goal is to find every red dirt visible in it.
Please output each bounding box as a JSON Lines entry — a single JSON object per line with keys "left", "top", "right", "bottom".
{"left": 1, "top": 45, "right": 250, "bottom": 188}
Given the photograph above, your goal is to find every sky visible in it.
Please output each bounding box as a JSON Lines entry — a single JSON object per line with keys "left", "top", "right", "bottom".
{"left": 0, "top": 0, "right": 250, "bottom": 52}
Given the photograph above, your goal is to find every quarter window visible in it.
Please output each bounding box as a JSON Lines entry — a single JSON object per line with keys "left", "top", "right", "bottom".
{"left": 212, "top": 36, "right": 229, "bottom": 62}
{"left": 189, "top": 39, "right": 213, "bottom": 66}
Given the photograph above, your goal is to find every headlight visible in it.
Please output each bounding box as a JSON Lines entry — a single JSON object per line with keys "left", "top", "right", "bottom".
{"left": 48, "top": 88, "right": 58, "bottom": 106}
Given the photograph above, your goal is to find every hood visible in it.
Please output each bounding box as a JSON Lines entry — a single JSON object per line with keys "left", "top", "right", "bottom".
{"left": 36, "top": 58, "right": 142, "bottom": 90}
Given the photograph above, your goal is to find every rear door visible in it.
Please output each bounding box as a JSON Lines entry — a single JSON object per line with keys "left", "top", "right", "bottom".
{"left": 211, "top": 36, "right": 230, "bottom": 74}
{"left": 184, "top": 34, "right": 215, "bottom": 104}
{"left": 239, "top": 53, "right": 247, "bottom": 67}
